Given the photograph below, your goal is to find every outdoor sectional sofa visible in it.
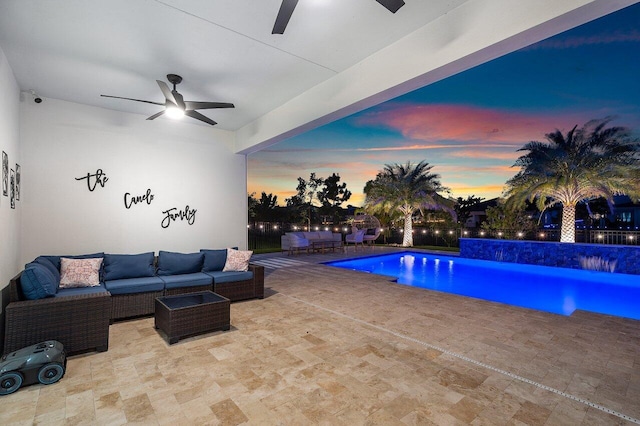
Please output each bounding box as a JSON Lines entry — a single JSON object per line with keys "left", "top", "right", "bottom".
{"left": 280, "top": 230, "right": 343, "bottom": 253}
{"left": 3, "top": 249, "right": 264, "bottom": 356}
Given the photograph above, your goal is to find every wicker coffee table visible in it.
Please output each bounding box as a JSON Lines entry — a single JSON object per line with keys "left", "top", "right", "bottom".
{"left": 155, "top": 291, "right": 230, "bottom": 344}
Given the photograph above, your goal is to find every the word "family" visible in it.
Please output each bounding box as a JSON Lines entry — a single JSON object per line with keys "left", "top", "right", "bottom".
{"left": 161, "top": 205, "right": 197, "bottom": 228}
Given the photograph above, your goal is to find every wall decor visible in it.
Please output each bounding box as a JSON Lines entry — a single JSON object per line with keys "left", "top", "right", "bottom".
{"left": 124, "top": 188, "right": 154, "bottom": 209}
{"left": 15, "top": 163, "right": 20, "bottom": 201}
{"left": 2, "top": 151, "right": 7, "bottom": 196}
{"left": 75, "top": 168, "right": 108, "bottom": 191}
{"left": 161, "top": 205, "right": 197, "bottom": 229}
{"left": 10, "top": 168, "right": 15, "bottom": 209}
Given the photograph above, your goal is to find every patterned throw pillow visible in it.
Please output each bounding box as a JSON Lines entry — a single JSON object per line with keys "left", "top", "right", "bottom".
{"left": 59, "top": 257, "right": 103, "bottom": 288}
{"left": 222, "top": 248, "right": 253, "bottom": 272}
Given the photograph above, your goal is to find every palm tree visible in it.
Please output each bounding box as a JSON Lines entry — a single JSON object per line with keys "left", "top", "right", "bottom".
{"left": 505, "top": 118, "right": 640, "bottom": 243}
{"left": 364, "top": 161, "right": 455, "bottom": 247}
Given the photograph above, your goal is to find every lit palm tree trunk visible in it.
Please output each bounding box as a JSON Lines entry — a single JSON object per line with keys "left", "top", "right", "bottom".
{"left": 403, "top": 212, "right": 413, "bottom": 247}
{"left": 560, "top": 204, "right": 576, "bottom": 243}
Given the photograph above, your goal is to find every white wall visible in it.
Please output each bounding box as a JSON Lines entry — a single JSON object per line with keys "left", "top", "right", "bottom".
{"left": 19, "top": 98, "right": 247, "bottom": 265}
{"left": 0, "top": 46, "right": 21, "bottom": 295}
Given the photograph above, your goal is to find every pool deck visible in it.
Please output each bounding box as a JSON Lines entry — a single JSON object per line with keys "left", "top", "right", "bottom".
{"left": 2, "top": 246, "right": 639, "bottom": 424}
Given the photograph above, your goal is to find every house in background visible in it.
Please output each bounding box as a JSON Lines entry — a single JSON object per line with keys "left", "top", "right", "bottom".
{"left": 0, "top": 1, "right": 633, "bottom": 291}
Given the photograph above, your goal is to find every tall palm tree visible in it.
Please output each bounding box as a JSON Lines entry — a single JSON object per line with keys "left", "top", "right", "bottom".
{"left": 364, "top": 161, "right": 455, "bottom": 247}
{"left": 505, "top": 118, "right": 640, "bottom": 243}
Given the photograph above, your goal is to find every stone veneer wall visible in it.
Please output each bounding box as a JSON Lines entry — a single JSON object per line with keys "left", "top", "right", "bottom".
{"left": 459, "top": 238, "right": 640, "bottom": 275}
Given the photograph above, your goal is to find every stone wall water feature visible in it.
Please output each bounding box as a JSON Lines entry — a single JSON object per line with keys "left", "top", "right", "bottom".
{"left": 459, "top": 238, "right": 640, "bottom": 275}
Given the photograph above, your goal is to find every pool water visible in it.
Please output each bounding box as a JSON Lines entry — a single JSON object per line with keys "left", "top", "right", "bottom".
{"left": 326, "top": 252, "right": 640, "bottom": 320}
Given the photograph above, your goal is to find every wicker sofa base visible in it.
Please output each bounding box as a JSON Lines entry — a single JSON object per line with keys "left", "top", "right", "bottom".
{"left": 4, "top": 275, "right": 111, "bottom": 355}
{"left": 214, "top": 265, "right": 264, "bottom": 302}
{"left": 110, "top": 290, "right": 164, "bottom": 322}
{"left": 164, "top": 285, "right": 212, "bottom": 296}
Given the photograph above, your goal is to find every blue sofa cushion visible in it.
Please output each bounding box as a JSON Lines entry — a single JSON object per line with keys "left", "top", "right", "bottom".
{"left": 157, "top": 251, "right": 203, "bottom": 276}
{"left": 20, "top": 263, "right": 58, "bottom": 299}
{"left": 56, "top": 283, "right": 109, "bottom": 297}
{"left": 104, "top": 252, "right": 155, "bottom": 281}
{"left": 200, "top": 248, "right": 237, "bottom": 272}
{"left": 206, "top": 270, "right": 253, "bottom": 284}
{"left": 42, "top": 253, "right": 105, "bottom": 271}
{"left": 159, "top": 272, "right": 213, "bottom": 290}
{"left": 32, "top": 256, "right": 61, "bottom": 283}
{"left": 104, "top": 276, "right": 165, "bottom": 295}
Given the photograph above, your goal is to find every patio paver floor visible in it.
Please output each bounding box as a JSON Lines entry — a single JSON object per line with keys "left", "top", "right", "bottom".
{"left": 1, "top": 248, "right": 638, "bottom": 425}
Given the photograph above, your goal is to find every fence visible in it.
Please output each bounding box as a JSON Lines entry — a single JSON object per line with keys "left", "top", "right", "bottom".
{"left": 247, "top": 222, "right": 640, "bottom": 251}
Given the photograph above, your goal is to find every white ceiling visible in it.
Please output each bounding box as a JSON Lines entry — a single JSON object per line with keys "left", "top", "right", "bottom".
{"left": 0, "top": 0, "right": 467, "bottom": 130}
{"left": 0, "top": 0, "right": 637, "bottom": 152}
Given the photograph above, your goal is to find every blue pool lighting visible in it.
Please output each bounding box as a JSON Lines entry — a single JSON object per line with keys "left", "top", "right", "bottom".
{"left": 327, "top": 252, "right": 640, "bottom": 320}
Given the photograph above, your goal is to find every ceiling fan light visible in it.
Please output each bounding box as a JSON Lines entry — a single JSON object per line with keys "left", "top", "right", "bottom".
{"left": 165, "top": 106, "right": 184, "bottom": 119}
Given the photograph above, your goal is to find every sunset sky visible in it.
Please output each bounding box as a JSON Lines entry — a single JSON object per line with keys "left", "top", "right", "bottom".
{"left": 248, "top": 3, "right": 640, "bottom": 207}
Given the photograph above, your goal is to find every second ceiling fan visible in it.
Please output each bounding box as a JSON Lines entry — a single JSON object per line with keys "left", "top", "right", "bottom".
{"left": 272, "top": 0, "right": 406, "bottom": 34}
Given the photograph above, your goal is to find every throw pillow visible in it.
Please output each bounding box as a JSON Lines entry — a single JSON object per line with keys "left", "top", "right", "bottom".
{"left": 223, "top": 248, "right": 253, "bottom": 272}
{"left": 59, "top": 257, "right": 103, "bottom": 288}
{"left": 33, "top": 256, "right": 61, "bottom": 283}
{"left": 20, "top": 263, "right": 58, "bottom": 299}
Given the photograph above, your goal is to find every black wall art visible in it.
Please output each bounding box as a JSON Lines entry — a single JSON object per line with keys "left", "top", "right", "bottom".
{"left": 73, "top": 166, "right": 198, "bottom": 229}
{"left": 2, "top": 151, "right": 7, "bottom": 196}
{"left": 75, "top": 168, "right": 108, "bottom": 191}
{"left": 124, "top": 188, "right": 154, "bottom": 209}
{"left": 10, "top": 168, "right": 15, "bottom": 209}
{"left": 15, "top": 163, "right": 20, "bottom": 201}
{"left": 161, "top": 205, "right": 197, "bottom": 229}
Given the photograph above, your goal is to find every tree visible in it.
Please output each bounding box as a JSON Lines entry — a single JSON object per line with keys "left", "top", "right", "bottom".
{"left": 254, "top": 192, "right": 278, "bottom": 222}
{"left": 295, "top": 173, "right": 324, "bottom": 229}
{"left": 248, "top": 192, "right": 258, "bottom": 220}
{"left": 284, "top": 193, "right": 306, "bottom": 223}
{"left": 318, "top": 173, "right": 352, "bottom": 223}
{"left": 505, "top": 118, "right": 640, "bottom": 243}
{"left": 454, "top": 195, "right": 485, "bottom": 226}
{"left": 481, "top": 200, "right": 537, "bottom": 239}
{"left": 363, "top": 161, "right": 456, "bottom": 247}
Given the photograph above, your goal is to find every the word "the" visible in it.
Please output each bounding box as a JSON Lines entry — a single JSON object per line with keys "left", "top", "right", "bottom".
{"left": 75, "top": 168, "right": 108, "bottom": 192}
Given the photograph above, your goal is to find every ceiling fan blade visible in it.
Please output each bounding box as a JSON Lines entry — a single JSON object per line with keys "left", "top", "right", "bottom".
{"left": 375, "top": 0, "right": 405, "bottom": 13}
{"left": 146, "top": 110, "right": 165, "bottom": 120}
{"left": 100, "top": 94, "right": 163, "bottom": 106}
{"left": 185, "top": 110, "right": 217, "bottom": 126}
{"left": 272, "top": 0, "right": 298, "bottom": 34}
{"left": 184, "top": 101, "right": 235, "bottom": 110}
{"left": 157, "top": 80, "right": 177, "bottom": 105}
{"left": 172, "top": 91, "right": 186, "bottom": 110}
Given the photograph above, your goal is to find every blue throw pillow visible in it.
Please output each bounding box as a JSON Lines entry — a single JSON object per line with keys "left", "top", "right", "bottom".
{"left": 104, "top": 252, "right": 155, "bottom": 281}
{"left": 20, "top": 263, "right": 58, "bottom": 300}
{"left": 32, "top": 256, "right": 61, "bottom": 283}
{"left": 157, "top": 251, "right": 204, "bottom": 276}
{"left": 200, "top": 248, "right": 236, "bottom": 272}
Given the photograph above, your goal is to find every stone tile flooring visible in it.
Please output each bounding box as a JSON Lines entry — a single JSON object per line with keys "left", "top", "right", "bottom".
{"left": 2, "top": 249, "right": 640, "bottom": 424}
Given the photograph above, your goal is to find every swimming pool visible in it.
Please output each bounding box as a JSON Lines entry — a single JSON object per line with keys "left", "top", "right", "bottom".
{"left": 327, "top": 252, "right": 640, "bottom": 320}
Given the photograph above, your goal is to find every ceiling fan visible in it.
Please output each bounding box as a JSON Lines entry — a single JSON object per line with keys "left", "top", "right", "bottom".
{"left": 101, "top": 74, "right": 234, "bottom": 126}
{"left": 272, "top": 0, "right": 405, "bottom": 34}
